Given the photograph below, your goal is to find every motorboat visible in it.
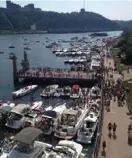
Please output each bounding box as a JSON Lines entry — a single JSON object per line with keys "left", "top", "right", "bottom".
{"left": 46, "top": 140, "right": 85, "bottom": 158}
{"left": 30, "top": 101, "right": 43, "bottom": 111}
{"left": 0, "top": 136, "right": 14, "bottom": 158}
{"left": 8, "top": 127, "right": 52, "bottom": 158}
{"left": 77, "top": 103, "right": 100, "bottom": 144}
{"left": 12, "top": 85, "right": 38, "bottom": 98}
{"left": 9, "top": 45, "right": 15, "bottom": 48}
{"left": 61, "top": 86, "right": 71, "bottom": 98}
{"left": 53, "top": 88, "right": 63, "bottom": 97}
{"left": 89, "top": 86, "right": 101, "bottom": 99}
{"left": 6, "top": 104, "right": 31, "bottom": 129}
{"left": 38, "top": 103, "right": 66, "bottom": 135}
{"left": 40, "top": 85, "right": 59, "bottom": 97}
{"left": 54, "top": 103, "right": 90, "bottom": 139}
{"left": 70, "top": 85, "right": 82, "bottom": 99}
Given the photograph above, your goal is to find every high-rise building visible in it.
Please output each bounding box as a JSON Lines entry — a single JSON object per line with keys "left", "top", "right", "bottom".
{"left": 6, "top": 0, "right": 21, "bottom": 9}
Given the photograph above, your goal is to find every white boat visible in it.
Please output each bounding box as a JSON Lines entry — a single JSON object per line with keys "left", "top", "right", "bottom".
{"left": 0, "top": 136, "right": 14, "bottom": 158}
{"left": 8, "top": 127, "right": 52, "bottom": 158}
{"left": 30, "top": 101, "right": 43, "bottom": 110}
{"left": 6, "top": 104, "right": 30, "bottom": 129}
{"left": 39, "top": 103, "right": 66, "bottom": 135}
{"left": 70, "top": 86, "right": 82, "bottom": 99}
{"left": 89, "top": 86, "right": 100, "bottom": 99}
{"left": 46, "top": 140, "right": 85, "bottom": 158}
{"left": 61, "top": 86, "right": 71, "bottom": 98}
{"left": 40, "top": 84, "right": 59, "bottom": 97}
{"left": 54, "top": 103, "right": 90, "bottom": 139}
{"left": 77, "top": 103, "right": 100, "bottom": 144}
{"left": 12, "top": 85, "right": 38, "bottom": 98}
{"left": 53, "top": 88, "right": 63, "bottom": 97}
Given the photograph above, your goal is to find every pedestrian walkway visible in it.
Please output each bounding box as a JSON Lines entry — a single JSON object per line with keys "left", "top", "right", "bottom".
{"left": 98, "top": 57, "right": 132, "bottom": 158}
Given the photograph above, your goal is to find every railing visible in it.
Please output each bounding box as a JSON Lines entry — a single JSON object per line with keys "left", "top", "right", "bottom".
{"left": 92, "top": 80, "right": 104, "bottom": 158}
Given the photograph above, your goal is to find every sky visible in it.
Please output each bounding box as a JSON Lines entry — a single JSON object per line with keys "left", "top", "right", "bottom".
{"left": 0, "top": 0, "right": 132, "bottom": 20}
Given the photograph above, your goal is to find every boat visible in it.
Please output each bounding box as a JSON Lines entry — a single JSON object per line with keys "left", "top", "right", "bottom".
{"left": 40, "top": 85, "right": 59, "bottom": 97}
{"left": 0, "top": 136, "right": 14, "bottom": 158}
{"left": 12, "top": 85, "right": 38, "bottom": 98}
{"left": 38, "top": 103, "right": 66, "bottom": 135}
{"left": 9, "top": 45, "right": 15, "bottom": 48}
{"left": 6, "top": 104, "right": 31, "bottom": 129}
{"left": 0, "top": 52, "right": 4, "bottom": 54}
{"left": 8, "top": 127, "right": 52, "bottom": 158}
{"left": 90, "top": 32, "right": 108, "bottom": 37}
{"left": 30, "top": 101, "right": 43, "bottom": 111}
{"left": 24, "top": 47, "right": 31, "bottom": 50}
{"left": 53, "top": 88, "right": 63, "bottom": 97}
{"left": 46, "top": 140, "right": 85, "bottom": 158}
{"left": 89, "top": 86, "right": 101, "bottom": 99}
{"left": 54, "top": 103, "right": 90, "bottom": 139}
{"left": 77, "top": 103, "right": 100, "bottom": 144}
{"left": 61, "top": 86, "right": 71, "bottom": 98}
{"left": 70, "top": 85, "right": 82, "bottom": 99}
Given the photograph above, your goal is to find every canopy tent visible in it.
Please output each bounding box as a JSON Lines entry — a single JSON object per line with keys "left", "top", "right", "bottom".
{"left": 72, "top": 85, "right": 80, "bottom": 89}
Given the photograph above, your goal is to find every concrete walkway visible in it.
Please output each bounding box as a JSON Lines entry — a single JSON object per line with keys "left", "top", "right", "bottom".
{"left": 98, "top": 57, "right": 132, "bottom": 158}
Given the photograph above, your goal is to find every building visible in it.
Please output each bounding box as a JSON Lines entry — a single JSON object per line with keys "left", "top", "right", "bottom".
{"left": 6, "top": 0, "right": 21, "bottom": 9}
{"left": 24, "top": 4, "right": 34, "bottom": 10}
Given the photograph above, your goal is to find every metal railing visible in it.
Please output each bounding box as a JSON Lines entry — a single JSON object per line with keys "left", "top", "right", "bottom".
{"left": 92, "top": 80, "right": 104, "bottom": 158}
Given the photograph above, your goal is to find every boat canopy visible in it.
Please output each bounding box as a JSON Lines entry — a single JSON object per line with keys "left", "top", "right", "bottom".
{"left": 42, "top": 110, "right": 57, "bottom": 119}
{"left": 11, "top": 104, "right": 30, "bottom": 114}
{"left": 63, "top": 109, "right": 78, "bottom": 116}
{"left": 14, "top": 127, "right": 43, "bottom": 145}
{"left": 72, "top": 85, "right": 80, "bottom": 89}
{"left": 0, "top": 105, "right": 12, "bottom": 114}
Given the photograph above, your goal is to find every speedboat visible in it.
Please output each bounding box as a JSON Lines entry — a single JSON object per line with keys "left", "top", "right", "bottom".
{"left": 61, "top": 86, "right": 71, "bottom": 98}
{"left": 54, "top": 103, "right": 90, "bottom": 139}
{"left": 40, "top": 85, "right": 59, "bottom": 97}
{"left": 30, "top": 101, "right": 43, "bottom": 110}
{"left": 12, "top": 85, "right": 38, "bottom": 98}
{"left": 46, "top": 140, "right": 85, "bottom": 158}
{"left": 70, "top": 85, "right": 82, "bottom": 99}
{"left": 6, "top": 104, "right": 31, "bottom": 129}
{"left": 53, "top": 88, "right": 63, "bottom": 97}
{"left": 8, "top": 127, "right": 52, "bottom": 158}
{"left": 38, "top": 103, "right": 66, "bottom": 135}
{"left": 77, "top": 103, "right": 100, "bottom": 144}
{"left": 0, "top": 136, "right": 14, "bottom": 158}
{"left": 89, "top": 86, "right": 101, "bottom": 99}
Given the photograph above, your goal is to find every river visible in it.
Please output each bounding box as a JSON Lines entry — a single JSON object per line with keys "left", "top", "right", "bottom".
{"left": 0, "top": 31, "right": 122, "bottom": 157}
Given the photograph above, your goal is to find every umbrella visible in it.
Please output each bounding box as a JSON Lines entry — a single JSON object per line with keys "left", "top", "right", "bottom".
{"left": 72, "top": 85, "right": 80, "bottom": 89}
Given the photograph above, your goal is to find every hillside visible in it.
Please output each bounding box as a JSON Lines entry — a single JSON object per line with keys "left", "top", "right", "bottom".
{"left": 115, "top": 20, "right": 132, "bottom": 30}
{"left": 0, "top": 8, "right": 120, "bottom": 33}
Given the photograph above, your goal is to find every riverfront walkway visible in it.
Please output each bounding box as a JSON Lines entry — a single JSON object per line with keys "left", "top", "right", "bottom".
{"left": 98, "top": 57, "right": 132, "bottom": 158}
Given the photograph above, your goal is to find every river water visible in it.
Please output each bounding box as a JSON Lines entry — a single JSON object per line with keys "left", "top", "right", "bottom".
{"left": 0, "top": 31, "right": 122, "bottom": 157}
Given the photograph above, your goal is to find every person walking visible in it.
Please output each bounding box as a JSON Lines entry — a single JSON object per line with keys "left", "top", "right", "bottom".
{"left": 102, "top": 140, "right": 106, "bottom": 151}
{"left": 113, "top": 122, "right": 117, "bottom": 135}
{"left": 108, "top": 122, "right": 112, "bottom": 136}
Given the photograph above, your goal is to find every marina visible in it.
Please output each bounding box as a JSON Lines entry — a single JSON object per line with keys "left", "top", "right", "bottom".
{"left": 0, "top": 31, "right": 122, "bottom": 158}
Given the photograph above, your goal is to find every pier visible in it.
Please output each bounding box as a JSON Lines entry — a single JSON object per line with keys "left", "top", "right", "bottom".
{"left": 10, "top": 51, "right": 103, "bottom": 86}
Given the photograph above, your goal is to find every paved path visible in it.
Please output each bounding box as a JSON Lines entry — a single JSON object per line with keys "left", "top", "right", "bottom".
{"left": 98, "top": 57, "right": 132, "bottom": 158}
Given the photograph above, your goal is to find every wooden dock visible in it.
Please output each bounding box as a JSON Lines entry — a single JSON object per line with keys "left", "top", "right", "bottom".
{"left": 16, "top": 68, "right": 102, "bottom": 85}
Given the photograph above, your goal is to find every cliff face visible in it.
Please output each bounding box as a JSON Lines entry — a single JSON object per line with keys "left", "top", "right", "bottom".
{"left": 0, "top": 8, "right": 120, "bottom": 33}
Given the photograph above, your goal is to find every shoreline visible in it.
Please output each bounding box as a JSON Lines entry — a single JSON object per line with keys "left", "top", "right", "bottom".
{"left": 0, "top": 29, "right": 122, "bottom": 35}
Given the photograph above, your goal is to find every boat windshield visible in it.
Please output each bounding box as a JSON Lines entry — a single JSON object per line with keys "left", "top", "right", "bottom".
{"left": 48, "top": 144, "right": 77, "bottom": 158}
{"left": 9, "top": 112, "right": 23, "bottom": 120}
{"left": 15, "top": 142, "right": 34, "bottom": 153}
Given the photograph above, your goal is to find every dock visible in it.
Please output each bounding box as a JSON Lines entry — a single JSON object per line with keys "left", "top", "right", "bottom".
{"left": 16, "top": 68, "right": 102, "bottom": 85}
